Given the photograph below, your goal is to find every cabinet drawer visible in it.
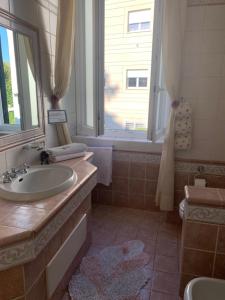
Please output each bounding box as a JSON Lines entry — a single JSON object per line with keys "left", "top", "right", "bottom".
{"left": 46, "top": 213, "right": 87, "bottom": 299}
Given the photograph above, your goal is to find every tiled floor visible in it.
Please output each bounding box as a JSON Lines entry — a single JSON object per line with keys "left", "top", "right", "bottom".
{"left": 87, "top": 204, "right": 182, "bottom": 300}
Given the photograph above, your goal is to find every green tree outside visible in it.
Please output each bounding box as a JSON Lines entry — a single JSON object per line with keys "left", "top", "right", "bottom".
{"left": 3, "top": 62, "right": 15, "bottom": 124}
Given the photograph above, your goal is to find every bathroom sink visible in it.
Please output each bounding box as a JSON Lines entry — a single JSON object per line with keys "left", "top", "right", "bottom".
{"left": 184, "top": 277, "right": 225, "bottom": 300}
{"left": 0, "top": 165, "right": 77, "bottom": 201}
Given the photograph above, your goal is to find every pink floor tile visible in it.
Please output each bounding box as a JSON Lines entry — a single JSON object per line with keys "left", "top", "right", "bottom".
{"left": 154, "top": 255, "right": 179, "bottom": 274}
{"left": 152, "top": 271, "right": 180, "bottom": 295}
{"left": 150, "top": 291, "right": 179, "bottom": 300}
{"left": 86, "top": 205, "right": 181, "bottom": 299}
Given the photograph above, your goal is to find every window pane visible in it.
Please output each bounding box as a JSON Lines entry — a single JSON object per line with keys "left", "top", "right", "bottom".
{"left": 104, "top": 1, "right": 154, "bottom": 139}
{"left": 0, "top": 28, "right": 20, "bottom": 126}
{"left": 85, "top": 0, "right": 94, "bottom": 127}
{"left": 128, "top": 23, "right": 138, "bottom": 32}
{"left": 140, "top": 22, "right": 150, "bottom": 30}
{"left": 127, "top": 77, "right": 136, "bottom": 87}
{"left": 139, "top": 77, "right": 148, "bottom": 87}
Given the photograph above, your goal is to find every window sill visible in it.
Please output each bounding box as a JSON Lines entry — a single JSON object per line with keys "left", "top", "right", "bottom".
{"left": 72, "top": 135, "right": 162, "bottom": 153}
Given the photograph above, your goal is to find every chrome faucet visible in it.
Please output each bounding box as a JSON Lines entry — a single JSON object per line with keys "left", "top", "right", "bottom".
{"left": 22, "top": 142, "right": 44, "bottom": 151}
{"left": 2, "top": 171, "right": 12, "bottom": 183}
{"left": 1, "top": 163, "right": 30, "bottom": 183}
{"left": 9, "top": 168, "right": 18, "bottom": 178}
{"left": 16, "top": 163, "right": 29, "bottom": 174}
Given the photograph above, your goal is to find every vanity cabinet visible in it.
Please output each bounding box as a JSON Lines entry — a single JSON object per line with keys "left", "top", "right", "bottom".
{"left": 0, "top": 156, "right": 97, "bottom": 300}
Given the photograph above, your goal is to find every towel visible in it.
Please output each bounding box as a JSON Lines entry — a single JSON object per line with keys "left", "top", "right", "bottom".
{"left": 175, "top": 101, "right": 192, "bottom": 119}
{"left": 49, "top": 152, "right": 86, "bottom": 162}
{"left": 175, "top": 116, "right": 192, "bottom": 135}
{"left": 47, "top": 143, "right": 87, "bottom": 157}
{"left": 88, "top": 147, "right": 112, "bottom": 186}
{"left": 175, "top": 134, "right": 192, "bottom": 150}
{"left": 174, "top": 100, "right": 192, "bottom": 151}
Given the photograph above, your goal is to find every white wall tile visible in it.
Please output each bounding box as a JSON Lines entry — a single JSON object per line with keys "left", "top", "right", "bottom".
{"left": 192, "top": 118, "right": 215, "bottom": 140}
{"left": 50, "top": 34, "right": 56, "bottom": 56}
{"left": 180, "top": 77, "right": 200, "bottom": 98}
{"left": 184, "top": 31, "right": 204, "bottom": 55}
{"left": 45, "top": 124, "right": 58, "bottom": 147}
{"left": 186, "top": 6, "right": 205, "bottom": 31}
{"left": 202, "top": 30, "right": 225, "bottom": 54}
{"left": 5, "top": 146, "right": 29, "bottom": 169}
{"left": 38, "top": 4, "right": 50, "bottom": 32}
{"left": 49, "top": 0, "right": 58, "bottom": 7}
{"left": 204, "top": 5, "right": 225, "bottom": 30}
{"left": 9, "top": 0, "right": 39, "bottom": 27}
{"left": 177, "top": 138, "right": 211, "bottom": 160}
{"left": 182, "top": 54, "right": 202, "bottom": 77}
{"left": 40, "top": 30, "right": 51, "bottom": 55}
{"left": 195, "top": 97, "right": 219, "bottom": 120}
{"left": 217, "top": 99, "right": 225, "bottom": 121}
{"left": 0, "top": 0, "right": 9, "bottom": 11}
{"left": 49, "top": 11, "right": 57, "bottom": 35}
{"left": 201, "top": 54, "right": 224, "bottom": 77}
{"left": 197, "top": 77, "right": 222, "bottom": 100}
{"left": 180, "top": 4, "right": 225, "bottom": 161}
{"left": 0, "top": 151, "right": 6, "bottom": 173}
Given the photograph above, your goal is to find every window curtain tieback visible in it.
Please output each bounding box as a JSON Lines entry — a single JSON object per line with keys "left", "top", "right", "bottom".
{"left": 51, "top": 94, "right": 60, "bottom": 109}
{"left": 171, "top": 100, "right": 180, "bottom": 109}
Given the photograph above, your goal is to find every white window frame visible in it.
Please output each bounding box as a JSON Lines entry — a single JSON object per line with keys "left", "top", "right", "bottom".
{"left": 147, "top": 0, "right": 170, "bottom": 141}
{"left": 75, "top": 0, "right": 169, "bottom": 144}
{"left": 75, "top": 0, "right": 104, "bottom": 137}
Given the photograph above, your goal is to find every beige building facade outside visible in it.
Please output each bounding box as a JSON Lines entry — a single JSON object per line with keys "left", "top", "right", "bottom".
{"left": 104, "top": 0, "right": 155, "bottom": 137}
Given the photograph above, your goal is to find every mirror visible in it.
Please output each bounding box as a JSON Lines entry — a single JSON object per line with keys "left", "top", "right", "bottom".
{"left": 0, "top": 9, "right": 44, "bottom": 148}
{"left": 0, "top": 27, "right": 39, "bottom": 134}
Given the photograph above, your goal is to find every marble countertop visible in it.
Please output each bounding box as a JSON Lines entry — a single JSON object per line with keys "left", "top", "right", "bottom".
{"left": 0, "top": 152, "right": 97, "bottom": 248}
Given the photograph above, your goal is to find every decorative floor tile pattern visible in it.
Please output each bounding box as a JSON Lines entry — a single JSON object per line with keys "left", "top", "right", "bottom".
{"left": 87, "top": 204, "right": 181, "bottom": 300}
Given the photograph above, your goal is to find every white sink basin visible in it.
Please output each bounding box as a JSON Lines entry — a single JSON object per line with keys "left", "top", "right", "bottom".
{"left": 184, "top": 277, "right": 225, "bottom": 300}
{"left": 0, "top": 165, "right": 77, "bottom": 201}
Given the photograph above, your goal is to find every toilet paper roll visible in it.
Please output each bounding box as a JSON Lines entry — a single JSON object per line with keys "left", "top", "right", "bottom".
{"left": 194, "top": 178, "right": 206, "bottom": 187}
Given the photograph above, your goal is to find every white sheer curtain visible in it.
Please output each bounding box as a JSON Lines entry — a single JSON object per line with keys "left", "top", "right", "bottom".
{"left": 155, "top": 0, "right": 187, "bottom": 211}
{"left": 51, "top": 0, "right": 75, "bottom": 145}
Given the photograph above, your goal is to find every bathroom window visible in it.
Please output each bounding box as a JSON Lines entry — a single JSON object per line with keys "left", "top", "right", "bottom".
{"left": 75, "top": 0, "right": 169, "bottom": 142}
{"left": 128, "top": 10, "right": 151, "bottom": 32}
{"left": 127, "top": 70, "right": 148, "bottom": 89}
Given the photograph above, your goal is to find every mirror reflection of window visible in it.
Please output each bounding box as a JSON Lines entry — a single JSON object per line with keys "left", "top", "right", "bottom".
{"left": 0, "top": 26, "right": 39, "bottom": 134}
{"left": 0, "top": 27, "right": 20, "bottom": 131}
{"left": 17, "top": 33, "right": 38, "bottom": 129}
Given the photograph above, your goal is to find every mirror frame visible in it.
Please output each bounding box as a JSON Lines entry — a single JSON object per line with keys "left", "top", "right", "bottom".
{"left": 0, "top": 8, "right": 45, "bottom": 151}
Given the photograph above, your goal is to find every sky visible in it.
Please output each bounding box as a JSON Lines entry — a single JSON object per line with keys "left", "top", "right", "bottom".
{"left": 0, "top": 26, "right": 10, "bottom": 62}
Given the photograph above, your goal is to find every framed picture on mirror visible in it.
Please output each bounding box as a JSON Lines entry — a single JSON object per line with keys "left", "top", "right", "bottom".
{"left": 48, "top": 110, "right": 68, "bottom": 124}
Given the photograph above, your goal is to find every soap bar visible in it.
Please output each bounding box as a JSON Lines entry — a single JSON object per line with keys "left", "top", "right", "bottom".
{"left": 194, "top": 178, "right": 206, "bottom": 187}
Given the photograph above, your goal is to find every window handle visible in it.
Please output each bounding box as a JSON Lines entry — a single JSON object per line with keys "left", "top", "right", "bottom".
{"left": 154, "top": 85, "right": 165, "bottom": 94}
